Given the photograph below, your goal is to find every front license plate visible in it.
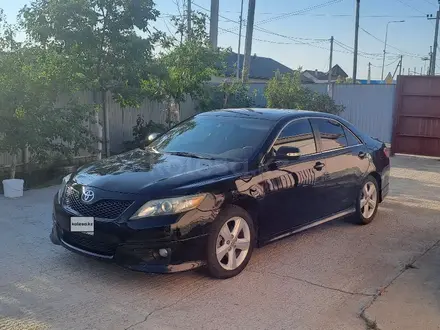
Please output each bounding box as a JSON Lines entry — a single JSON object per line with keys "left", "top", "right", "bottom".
{"left": 71, "top": 217, "right": 94, "bottom": 235}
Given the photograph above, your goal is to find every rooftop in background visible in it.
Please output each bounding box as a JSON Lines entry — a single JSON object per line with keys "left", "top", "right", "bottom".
{"left": 223, "top": 52, "right": 294, "bottom": 81}
{"left": 221, "top": 52, "right": 348, "bottom": 84}
{"left": 302, "top": 65, "right": 349, "bottom": 83}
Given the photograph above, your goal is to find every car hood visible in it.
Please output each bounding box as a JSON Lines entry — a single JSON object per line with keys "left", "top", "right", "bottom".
{"left": 72, "top": 149, "right": 245, "bottom": 195}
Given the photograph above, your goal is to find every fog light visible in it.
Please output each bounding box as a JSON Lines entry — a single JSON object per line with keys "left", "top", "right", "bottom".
{"left": 158, "top": 248, "right": 169, "bottom": 258}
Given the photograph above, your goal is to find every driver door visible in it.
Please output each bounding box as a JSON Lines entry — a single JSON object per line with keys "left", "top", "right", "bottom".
{"left": 258, "top": 119, "right": 328, "bottom": 241}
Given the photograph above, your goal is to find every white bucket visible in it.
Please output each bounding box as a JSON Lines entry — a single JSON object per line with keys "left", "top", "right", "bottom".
{"left": 2, "top": 179, "right": 25, "bottom": 198}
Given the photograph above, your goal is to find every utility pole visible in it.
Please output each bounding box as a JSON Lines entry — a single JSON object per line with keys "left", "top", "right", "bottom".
{"left": 210, "top": 0, "right": 219, "bottom": 48}
{"left": 242, "top": 0, "right": 256, "bottom": 82}
{"left": 393, "top": 56, "right": 402, "bottom": 78}
{"left": 429, "top": 46, "right": 433, "bottom": 74}
{"left": 433, "top": 8, "right": 439, "bottom": 75}
{"left": 399, "top": 55, "right": 403, "bottom": 76}
{"left": 236, "top": 0, "right": 245, "bottom": 79}
{"left": 187, "top": 0, "right": 191, "bottom": 40}
{"left": 427, "top": 4, "right": 440, "bottom": 75}
{"left": 328, "top": 36, "right": 334, "bottom": 85}
{"left": 367, "top": 62, "right": 371, "bottom": 84}
{"left": 381, "top": 20, "right": 405, "bottom": 81}
{"left": 352, "top": 0, "right": 360, "bottom": 84}
{"left": 327, "top": 36, "right": 334, "bottom": 97}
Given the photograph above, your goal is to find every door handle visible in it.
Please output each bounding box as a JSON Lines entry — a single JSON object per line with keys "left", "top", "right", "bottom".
{"left": 314, "top": 162, "right": 325, "bottom": 171}
{"left": 358, "top": 151, "right": 367, "bottom": 159}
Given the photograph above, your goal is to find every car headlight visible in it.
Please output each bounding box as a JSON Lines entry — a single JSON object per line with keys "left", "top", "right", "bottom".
{"left": 57, "top": 174, "right": 72, "bottom": 204}
{"left": 130, "top": 194, "right": 207, "bottom": 220}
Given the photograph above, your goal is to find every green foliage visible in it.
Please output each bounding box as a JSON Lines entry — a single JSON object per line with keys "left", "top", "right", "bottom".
{"left": 0, "top": 36, "right": 97, "bottom": 178}
{"left": 142, "top": 11, "right": 226, "bottom": 126}
{"left": 265, "top": 70, "right": 344, "bottom": 115}
{"left": 197, "top": 80, "right": 254, "bottom": 113}
{"left": 20, "top": 0, "right": 162, "bottom": 106}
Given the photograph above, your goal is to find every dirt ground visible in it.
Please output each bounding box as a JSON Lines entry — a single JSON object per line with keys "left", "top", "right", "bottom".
{"left": 1, "top": 155, "right": 439, "bottom": 330}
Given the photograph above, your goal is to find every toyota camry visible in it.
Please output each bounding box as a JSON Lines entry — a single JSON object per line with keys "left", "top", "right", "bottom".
{"left": 50, "top": 108, "right": 390, "bottom": 278}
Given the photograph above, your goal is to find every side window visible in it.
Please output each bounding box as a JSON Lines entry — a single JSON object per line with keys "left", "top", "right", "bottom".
{"left": 311, "top": 119, "right": 348, "bottom": 151}
{"left": 273, "top": 119, "right": 317, "bottom": 156}
{"left": 344, "top": 126, "right": 361, "bottom": 146}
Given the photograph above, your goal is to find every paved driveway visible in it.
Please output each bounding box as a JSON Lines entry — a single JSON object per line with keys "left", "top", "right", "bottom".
{"left": 1, "top": 155, "right": 439, "bottom": 330}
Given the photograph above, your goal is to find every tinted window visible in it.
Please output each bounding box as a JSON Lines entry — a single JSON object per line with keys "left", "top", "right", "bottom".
{"left": 311, "top": 119, "right": 347, "bottom": 151}
{"left": 274, "top": 119, "right": 317, "bottom": 156}
{"left": 344, "top": 126, "right": 361, "bottom": 146}
{"left": 149, "top": 115, "right": 273, "bottom": 161}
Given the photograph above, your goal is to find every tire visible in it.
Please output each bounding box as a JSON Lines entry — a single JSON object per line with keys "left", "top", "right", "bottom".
{"left": 206, "top": 205, "right": 255, "bottom": 279}
{"left": 355, "top": 175, "right": 379, "bottom": 225}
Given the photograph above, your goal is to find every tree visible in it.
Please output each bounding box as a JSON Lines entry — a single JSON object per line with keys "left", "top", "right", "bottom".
{"left": 0, "top": 23, "right": 96, "bottom": 179}
{"left": 142, "top": 11, "right": 225, "bottom": 127}
{"left": 197, "top": 79, "right": 254, "bottom": 113}
{"left": 20, "top": 0, "right": 162, "bottom": 156}
{"left": 265, "top": 70, "right": 344, "bottom": 115}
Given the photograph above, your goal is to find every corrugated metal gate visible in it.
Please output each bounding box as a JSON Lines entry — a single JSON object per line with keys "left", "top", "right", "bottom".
{"left": 391, "top": 76, "right": 440, "bottom": 157}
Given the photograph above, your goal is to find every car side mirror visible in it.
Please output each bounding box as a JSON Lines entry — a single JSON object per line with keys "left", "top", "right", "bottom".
{"left": 148, "top": 132, "right": 160, "bottom": 142}
{"left": 140, "top": 133, "right": 161, "bottom": 149}
{"left": 275, "top": 146, "right": 301, "bottom": 160}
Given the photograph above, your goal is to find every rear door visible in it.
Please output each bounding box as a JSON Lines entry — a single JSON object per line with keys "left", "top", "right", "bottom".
{"left": 258, "top": 119, "right": 328, "bottom": 240}
{"left": 310, "top": 118, "right": 370, "bottom": 215}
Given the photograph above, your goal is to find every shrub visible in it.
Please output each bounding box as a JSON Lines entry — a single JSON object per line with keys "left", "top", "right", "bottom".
{"left": 265, "top": 70, "right": 344, "bottom": 115}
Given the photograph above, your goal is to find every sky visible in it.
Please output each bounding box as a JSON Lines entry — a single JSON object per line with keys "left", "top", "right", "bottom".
{"left": 2, "top": 0, "right": 439, "bottom": 80}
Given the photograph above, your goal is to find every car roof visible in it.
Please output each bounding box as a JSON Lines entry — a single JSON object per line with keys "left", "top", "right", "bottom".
{"left": 197, "top": 108, "right": 338, "bottom": 122}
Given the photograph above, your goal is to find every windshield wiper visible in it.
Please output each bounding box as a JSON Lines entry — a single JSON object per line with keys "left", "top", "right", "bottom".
{"left": 167, "top": 151, "right": 216, "bottom": 160}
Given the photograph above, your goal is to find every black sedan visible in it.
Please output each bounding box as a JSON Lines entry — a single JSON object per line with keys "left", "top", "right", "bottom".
{"left": 50, "top": 108, "right": 390, "bottom": 278}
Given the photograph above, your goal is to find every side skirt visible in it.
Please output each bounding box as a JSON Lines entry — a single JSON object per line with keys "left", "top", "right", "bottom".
{"left": 262, "top": 208, "right": 356, "bottom": 245}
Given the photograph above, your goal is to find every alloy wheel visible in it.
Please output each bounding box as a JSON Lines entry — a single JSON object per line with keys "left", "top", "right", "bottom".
{"left": 216, "top": 216, "right": 251, "bottom": 271}
{"left": 360, "top": 181, "right": 377, "bottom": 219}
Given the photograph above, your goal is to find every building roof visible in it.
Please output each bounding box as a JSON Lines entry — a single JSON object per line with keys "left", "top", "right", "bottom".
{"left": 303, "top": 64, "right": 348, "bottom": 83}
{"left": 224, "top": 52, "right": 294, "bottom": 80}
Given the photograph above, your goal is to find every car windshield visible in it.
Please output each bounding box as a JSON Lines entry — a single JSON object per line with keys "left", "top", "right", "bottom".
{"left": 148, "top": 115, "right": 273, "bottom": 161}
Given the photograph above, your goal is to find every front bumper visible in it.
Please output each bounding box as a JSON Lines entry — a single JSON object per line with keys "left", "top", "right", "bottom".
{"left": 50, "top": 196, "right": 213, "bottom": 273}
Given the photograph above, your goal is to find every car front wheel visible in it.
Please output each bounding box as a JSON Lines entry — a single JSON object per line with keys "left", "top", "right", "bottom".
{"left": 356, "top": 175, "right": 379, "bottom": 225}
{"left": 206, "top": 205, "right": 255, "bottom": 279}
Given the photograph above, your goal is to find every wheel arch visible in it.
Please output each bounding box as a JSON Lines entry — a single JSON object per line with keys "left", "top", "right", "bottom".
{"left": 229, "top": 196, "right": 260, "bottom": 244}
{"left": 368, "top": 171, "right": 383, "bottom": 202}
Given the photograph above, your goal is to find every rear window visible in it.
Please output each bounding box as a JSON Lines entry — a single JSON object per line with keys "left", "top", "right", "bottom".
{"left": 310, "top": 118, "right": 347, "bottom": 151}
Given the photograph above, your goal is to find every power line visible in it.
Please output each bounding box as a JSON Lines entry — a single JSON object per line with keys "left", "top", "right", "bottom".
{"left": 333, "top": 39, "right": 400, "bottom": 61}
{"left": 217, "top": 27, "right": 311, "bottom": 45}
{"left": 218, "top": 0, "right": 344, "bottom": 35}
{"left": 384, "top": 57, "right": 401, "bottom": 67}
{"left": 193, "top": 1, "right": 330, "bottom": 48}
{"left": 421, "top": 0, "right": 439, "bottom": 7}
{"left": 394, "top": 0, "right": 430, "bottom": 16}
{"left": 360, "top": 27, "right": 424, "bottom": 58}
{"left": 219, "top": 12, "right": 426, "bottom": 19}
{"left": 252, "top": 0, "right": 344, "bottom": 25}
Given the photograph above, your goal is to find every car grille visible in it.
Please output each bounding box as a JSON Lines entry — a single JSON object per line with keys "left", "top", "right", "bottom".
{"left": 63, "top": 232, "right": 117, "bottom": 256}
{"left": 63, "top": 187, "right": 133, "bottom": 219}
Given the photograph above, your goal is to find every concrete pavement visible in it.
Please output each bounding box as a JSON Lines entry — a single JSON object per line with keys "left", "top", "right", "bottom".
{"left": 0, "top": 155, "right": 439, "bottom": 330}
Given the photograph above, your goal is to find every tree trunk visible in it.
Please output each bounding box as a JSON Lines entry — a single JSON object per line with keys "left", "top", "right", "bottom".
{"left": 92, "top": 91, "right": 103, "bottom": 160}
{"left": 101, "top": 90, "right": 110, "bottom": 157}
{"left": 9, "top": 152, "right": 17, "bottom": 179}
{"left": 22, "top": 146, "right": 29, "bottom": 173}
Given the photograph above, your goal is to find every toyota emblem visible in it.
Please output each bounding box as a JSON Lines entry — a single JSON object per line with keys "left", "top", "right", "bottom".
{"left": 81, "top": 189, "right": 95, "bottom": 203}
